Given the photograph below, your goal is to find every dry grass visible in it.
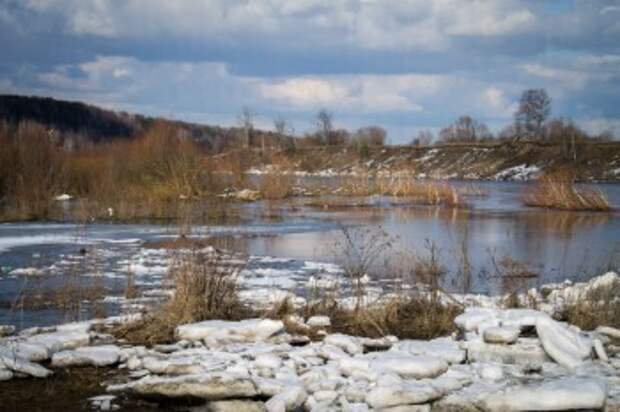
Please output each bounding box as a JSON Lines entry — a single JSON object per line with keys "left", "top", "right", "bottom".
{"left": 337, "top": 174, "right": 464, "bottom": 207}
{"left": 280, "top": 230, "right": 462, "bottom": 340}
{"left": 5, "top": 276, "right": 107, "bottom": 324}
{"left": 565, "top": 280, "right": 620, "bottom": 330}
{"left": 523, "top": 169, "right": 611, "bottom": 211}
{"left": 0, "top": 121, "right": 228, "bottom": 222}
{"left": 0, "top": 121, "right": 68, "bottom": 220}
{"left": 271, "top": 293, "right": 461, "bottom": 341}
{"left": 257, "top": 172, "right": 295, "bottom": 200}
{"left": 330, "top": 297, "right": 458, "bottom": 339}
{"left": 113, "top": 249, "right": 253, "bottom": 345}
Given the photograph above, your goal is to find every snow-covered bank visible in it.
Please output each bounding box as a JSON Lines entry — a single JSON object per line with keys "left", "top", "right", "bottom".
{"left": 1, "top": 272, "right": 620, "bottom": 411}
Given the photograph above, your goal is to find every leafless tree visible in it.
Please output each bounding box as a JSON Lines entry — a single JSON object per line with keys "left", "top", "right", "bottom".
{"left": 439, "top": 116, "right": 491, "bottom": 143}
{"left": 274, "top": 115, "right": 295, "bottom": 152}
{"left": 274, "top": 115, "right": 295, "bottom": 137}
{"left": 411, "top": 130, "right": 433, "bottom": 146}
{"left": 515, "top": 89, "right": 551, "bottom": 139}
{"left": 354, "top": 126, "right": 387, "bottom": 147}
{"left": 315, "top": 109, "right": 334, "bottom": 145}
{"left": 546, "top": 118, "right": 586, "bottom": 161}
{"left": 238, "top": 106, "right": 254, "bottom": 148}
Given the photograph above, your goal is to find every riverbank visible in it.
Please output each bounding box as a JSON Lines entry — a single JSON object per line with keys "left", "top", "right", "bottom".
{"left": 234, "top": 141, "right": 620, "bottom": 183}
{"left": 1, "top": 270, "right": 619, "bottom": 411}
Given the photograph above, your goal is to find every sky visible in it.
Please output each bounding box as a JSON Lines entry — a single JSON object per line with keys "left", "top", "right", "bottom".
{"left": 0, "top": 0, "right": 619, "bottom": 143}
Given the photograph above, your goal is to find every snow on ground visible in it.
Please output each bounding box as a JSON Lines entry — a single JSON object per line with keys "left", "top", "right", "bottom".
{"left": 494, "top": 164, "right": 541, "bottom": 181}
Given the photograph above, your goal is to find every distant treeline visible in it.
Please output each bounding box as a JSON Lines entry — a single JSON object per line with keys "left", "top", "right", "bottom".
{"left": 0, "top": 91, "right": 615, "bottom": 155}
{"left": 0, "top": 94, "right": 141, "bottom": 141}
{"left": 0, "top": 94, "right": 288, "bottom": 152}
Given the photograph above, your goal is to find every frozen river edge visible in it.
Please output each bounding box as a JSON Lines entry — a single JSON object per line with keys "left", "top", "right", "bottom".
{"left": 1, "top": 271, "right": 620, "bottom": 411}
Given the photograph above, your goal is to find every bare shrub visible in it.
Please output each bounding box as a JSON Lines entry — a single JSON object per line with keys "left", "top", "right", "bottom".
{"left": 1, "top": 121, "right": 68, "bottom": 219}
{"left": 488, "top": 252, "right": 538, "bottom": 307}
{"left": 523, "top": 169, "right": 610, "bottom": 211}
{"left": 334, "top": 226, "right": 393, "bottom": 309}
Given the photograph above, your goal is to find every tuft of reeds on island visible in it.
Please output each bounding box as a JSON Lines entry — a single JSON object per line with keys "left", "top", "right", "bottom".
{"left": 523, "top": 169, "right": 611, "bottom": 211}
{"left": 338, "top": 173, "right": 464, "bottom": 207}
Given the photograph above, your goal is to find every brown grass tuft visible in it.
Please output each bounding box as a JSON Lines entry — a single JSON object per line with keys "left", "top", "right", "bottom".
{"left": 295, "top": 295, "right": 461, "bottom": 340}
{"left": 565, "top": 280, "right": 620, "bottom": 330}
{"left": 257, "top": 172, "right": 295, "bottom": 200}
{"left": 337, "top": 174, "right": 464, "bottom": 207}
{"left": 113, "top": 249, "right": 253, "bottom": 345}
{"left": 523, "top": 169, "right": 611, "bottom": 211}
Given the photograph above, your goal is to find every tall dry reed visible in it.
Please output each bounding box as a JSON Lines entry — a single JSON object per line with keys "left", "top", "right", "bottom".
{"left": 523, "top": 169, "right": 610, "bottom": 211}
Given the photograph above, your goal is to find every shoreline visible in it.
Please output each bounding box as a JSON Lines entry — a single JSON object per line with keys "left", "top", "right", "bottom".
{"left": 1, "top": 266, "right": 619, "bottom": 411}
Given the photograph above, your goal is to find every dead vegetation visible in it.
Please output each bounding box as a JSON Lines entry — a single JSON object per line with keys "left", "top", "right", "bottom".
{"left": 565, "top": 280, "right": 620, "bottom": 330}
{"left": 113, "top": 249, "right": 253, "bottom": 345}
{"left": 297, "top": 295, "right": 461, "bottom": 340}
{"left": 337, "top": 173, "right": 464, "bottom": 207}
{"left": 295, "top": 231, "right": 462, "bottom": 340}
{"left": 256, "top": 172, "right": 296, "bottom": 200}
{"left": 523, "top": 169, "right": 611, "bottom": 211}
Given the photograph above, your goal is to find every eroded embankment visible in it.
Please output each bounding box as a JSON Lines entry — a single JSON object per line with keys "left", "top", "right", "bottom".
{"left": 236, "top": 141, "right": 620, "bottom": 182}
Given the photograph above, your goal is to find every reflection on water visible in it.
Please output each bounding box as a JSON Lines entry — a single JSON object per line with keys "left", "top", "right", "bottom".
{"left": 230, "top": 204, "right": 618, "bottom": 293}
{"left": 0, "top": 181, "right": 619, "bottom": 297}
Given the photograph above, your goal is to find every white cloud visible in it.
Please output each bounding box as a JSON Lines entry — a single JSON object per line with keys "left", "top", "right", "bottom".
{"left": 258, "top": 73, "right": 442, "bottom": 112}
{"left": 579, "top": 117, "right": 620, "bottom": 137}
{"left": 258, "top": 78, "right": 349, "bottom": 108}
{"left": 17, "top": 0, "right": 540, "bottom": 51}
{"left": 39, "top": 56, "right": 135, "bottom": 92}
{"left": 442, "top": 1, "right": 536, "bottom": 36}
{"left": 521, "top": 63, "right": 588, "bottom": 90}
{"left": 481, "top": 87, "right": 517, "bottom": 118}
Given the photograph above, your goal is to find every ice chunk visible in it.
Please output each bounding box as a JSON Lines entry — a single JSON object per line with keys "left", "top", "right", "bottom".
{"left": 536, "top": 316, "right": 592, "bottom": 368}
{"left": 0, "top": 368, "right": 13, "bottom": 381}
{"left": 465, "top": 337, "right": 550, "bottom": 365}
{"left": 265, "top": 385, "right": 307, "bottom": 412}
{"left": 254, "top": 353, "right": 283, "bottom": 370}
{"left": 175, "top": 319, "right": 284, "bottom": 344}
{"left": 306, "top": 316, "right": 331, "bottom": 328}
{"left": 391, "top": 337, "right": 465, "bottom": 364}
{"left": 0, "top": 353, "right": 53, "bottom": 378}
{"left": 596, "top": 325, "right": 620, "bottom": 340}
{"left": 205, "top": 400, "right": 267, "bottom": 412}
{"left": 483, "top": 326, "right": 520, "bottom": 344}
{"left": 365, "top": 382, "right": 443, "bottom": 409}
{"left": 593, "top": 338, "right": 608, "bottom": 362}
{"left": 454, "top": 308, "right": 498, "bottom": 332}
{"left": 108, "top": 372, "right": 258, "bottom": 400}
{"left": 479, "top": 364, "right": 504, "bottom": 382}
{"left": 480, "top": 377, "right": 607, "bottom": 411}
{"left": 88, "top": 395, "right": 117, "bottom": 411}
{"left": 323, "top": 334, "right": 363, "bottom": 355}
{"left": 370, "top": 353, "right": 448, "bottom": 379}
{"left": 52, "top": 345, "right": 121, "bottom": 367}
